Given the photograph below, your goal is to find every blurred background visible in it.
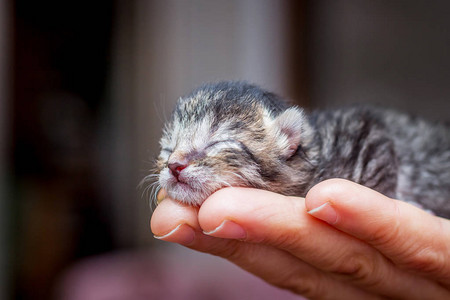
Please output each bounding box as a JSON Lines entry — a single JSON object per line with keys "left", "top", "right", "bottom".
{"left": 2, "top": 0, "right": 450, "bottom": 299}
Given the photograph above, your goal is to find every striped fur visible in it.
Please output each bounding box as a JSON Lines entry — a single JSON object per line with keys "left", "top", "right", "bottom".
{"left": 154, "top": 81, "right": 450, "bottom": 218}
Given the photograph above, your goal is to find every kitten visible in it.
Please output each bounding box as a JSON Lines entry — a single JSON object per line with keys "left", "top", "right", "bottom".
{"left": 151, "top": 81, "right": 450, "bottom": 218}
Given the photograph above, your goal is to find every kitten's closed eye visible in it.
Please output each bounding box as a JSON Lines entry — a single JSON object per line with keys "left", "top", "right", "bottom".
{"left": 163, "top": 139, "right": 242, "bottom": 161}
{"left": 205, "top": 140, "right": 232, "bottom": 150}
{"left": 204, "top": 139, "right": 242, "bottom": 154}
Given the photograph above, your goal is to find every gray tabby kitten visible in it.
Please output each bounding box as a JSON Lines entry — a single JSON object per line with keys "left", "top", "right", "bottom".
{"left": 153, "top": 81, "right": 450, "bottom": 218}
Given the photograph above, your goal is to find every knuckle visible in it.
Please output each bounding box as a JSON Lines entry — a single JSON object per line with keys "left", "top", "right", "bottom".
{"left": 333, "top": 253, "right": 384, "bottom": 287}
{"left": 402, "top": 219, "right": 450, "bottom": 276}
{"left": 289, "top": 276, "right": 321, "bottom": 298}
{"left": 366, "top": 201, "right": 403, "bottom": 247}
{"left": 268, "top": 228, "right": 307, "bottom": 250}
{"left": 275, "top": 267, "right": 325, "bottom": 298}
{"left": 204, "top": 238, "right": 244, "bottom": 259}
{"left": 225, "top": 242, "right": 257, "bottom": 264}
{"left": 408, "top": 246, "right": 447, "bottom": 275}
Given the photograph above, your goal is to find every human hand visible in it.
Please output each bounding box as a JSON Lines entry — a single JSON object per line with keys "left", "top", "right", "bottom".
{"left": 150, "top": 179, "right": 450, "bottom": 299}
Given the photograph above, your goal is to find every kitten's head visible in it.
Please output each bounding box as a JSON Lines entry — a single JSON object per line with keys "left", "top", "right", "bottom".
{"left": 155, "top": 81, "right": 314, "bottom": 205}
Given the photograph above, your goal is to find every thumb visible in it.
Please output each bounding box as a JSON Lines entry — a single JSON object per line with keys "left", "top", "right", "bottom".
{"left": 305, "top": 178, "right": 450, "bottom": 288}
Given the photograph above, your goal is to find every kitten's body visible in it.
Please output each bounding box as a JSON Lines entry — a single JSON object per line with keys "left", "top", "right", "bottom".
{"left": 154, "top": 81, "right": 450, "bottom": 218}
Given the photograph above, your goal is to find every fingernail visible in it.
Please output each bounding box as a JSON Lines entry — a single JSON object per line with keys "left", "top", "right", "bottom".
{"left": 156, "top": 189, "right": 167, "bottom": 204}
{"left": 307, "top": 202, "right": 338, "bottom": 224}
{"left": 154, "top": 223, "right": 195, "bottom": 245}
{"left": 203, "top": 220, "right": 247, "bottom": 240}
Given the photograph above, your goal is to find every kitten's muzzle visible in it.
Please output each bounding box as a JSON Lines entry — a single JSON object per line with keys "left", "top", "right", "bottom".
{"left": 168, "top": 161, "right": 187, "bottom": 181}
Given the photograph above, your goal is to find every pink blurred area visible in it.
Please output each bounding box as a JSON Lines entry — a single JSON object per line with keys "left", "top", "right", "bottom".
{"left": 56, "top": 246, "right": 303, "bottom": 300}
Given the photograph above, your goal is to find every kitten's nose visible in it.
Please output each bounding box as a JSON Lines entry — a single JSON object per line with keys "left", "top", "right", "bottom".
{"left": 168, "top": 161, "right": 187, "bottom": 181}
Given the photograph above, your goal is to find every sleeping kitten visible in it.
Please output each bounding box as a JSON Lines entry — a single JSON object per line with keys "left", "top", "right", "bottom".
{"left": 151, "top": 81, "right": 450, "bottom": 218}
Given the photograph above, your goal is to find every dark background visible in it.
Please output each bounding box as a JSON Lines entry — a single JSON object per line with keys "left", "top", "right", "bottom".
{"left": 1, "top": 0, "right": 449, "bottom": 299}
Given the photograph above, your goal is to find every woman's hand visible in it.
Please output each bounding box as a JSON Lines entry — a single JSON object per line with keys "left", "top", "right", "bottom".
{"left": 150, "top": 179, "right": 450, "bottom": 299}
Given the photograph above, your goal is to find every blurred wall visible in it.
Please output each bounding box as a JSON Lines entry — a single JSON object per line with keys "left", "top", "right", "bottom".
{"left": 308, "top": 0, "right": 450, "bottom": 121}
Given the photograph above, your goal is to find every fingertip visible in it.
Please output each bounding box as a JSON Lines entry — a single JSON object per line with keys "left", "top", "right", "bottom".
{"left": 198, "top": 187, "right": 249, "bottom": 232}
{"left": 200, "top": 187, "right": 239, "bottom": 210}
{"left": 150, "top": 197, "right": 200, "bottom": 237}
{"left": 307, "top": 202, "right": 338, "bottom": 225}
{"left": 305, "top": 179, "right": 450, "bottom": 272}
{"left": 153, "top": 223, "right": 196, "bottom": 245}
{"left": 203, "top": 219, "right": 247, "bottom": 240}
{"left": 305, "top": 178, "right": 401, "bottom": 232}
{"left": 305, "top": 178, "right": 353, "bottom": 212}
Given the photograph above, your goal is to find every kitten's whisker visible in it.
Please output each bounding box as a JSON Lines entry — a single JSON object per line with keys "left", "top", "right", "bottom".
{"left": 138, "top": 174, "right": 159, "bottom": 193}
{"left": 141, "top": 180, "right": 159, "bottom": 200}
{"left": 149, "top": 185, "right": 161, "bottom": 210}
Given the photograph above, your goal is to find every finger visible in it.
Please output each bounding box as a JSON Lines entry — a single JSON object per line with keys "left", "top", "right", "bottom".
{"left": 199, "top": 187, "right": 450, "bottom": 299}
{"left": 305, "top": 179, "right": 450, "bottom": 288}
{"left": 150, "top": 197, "right": 380, "bottom": 299}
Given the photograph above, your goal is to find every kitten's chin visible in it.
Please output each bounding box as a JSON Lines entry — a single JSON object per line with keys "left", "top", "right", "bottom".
{"left": 166, "top": 182, "right": 211, "bottom": 206}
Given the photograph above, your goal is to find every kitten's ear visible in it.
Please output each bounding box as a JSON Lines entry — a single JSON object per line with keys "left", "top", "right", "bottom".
{"left": 271, "top": 107, "right": 305, "bottom": 159}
